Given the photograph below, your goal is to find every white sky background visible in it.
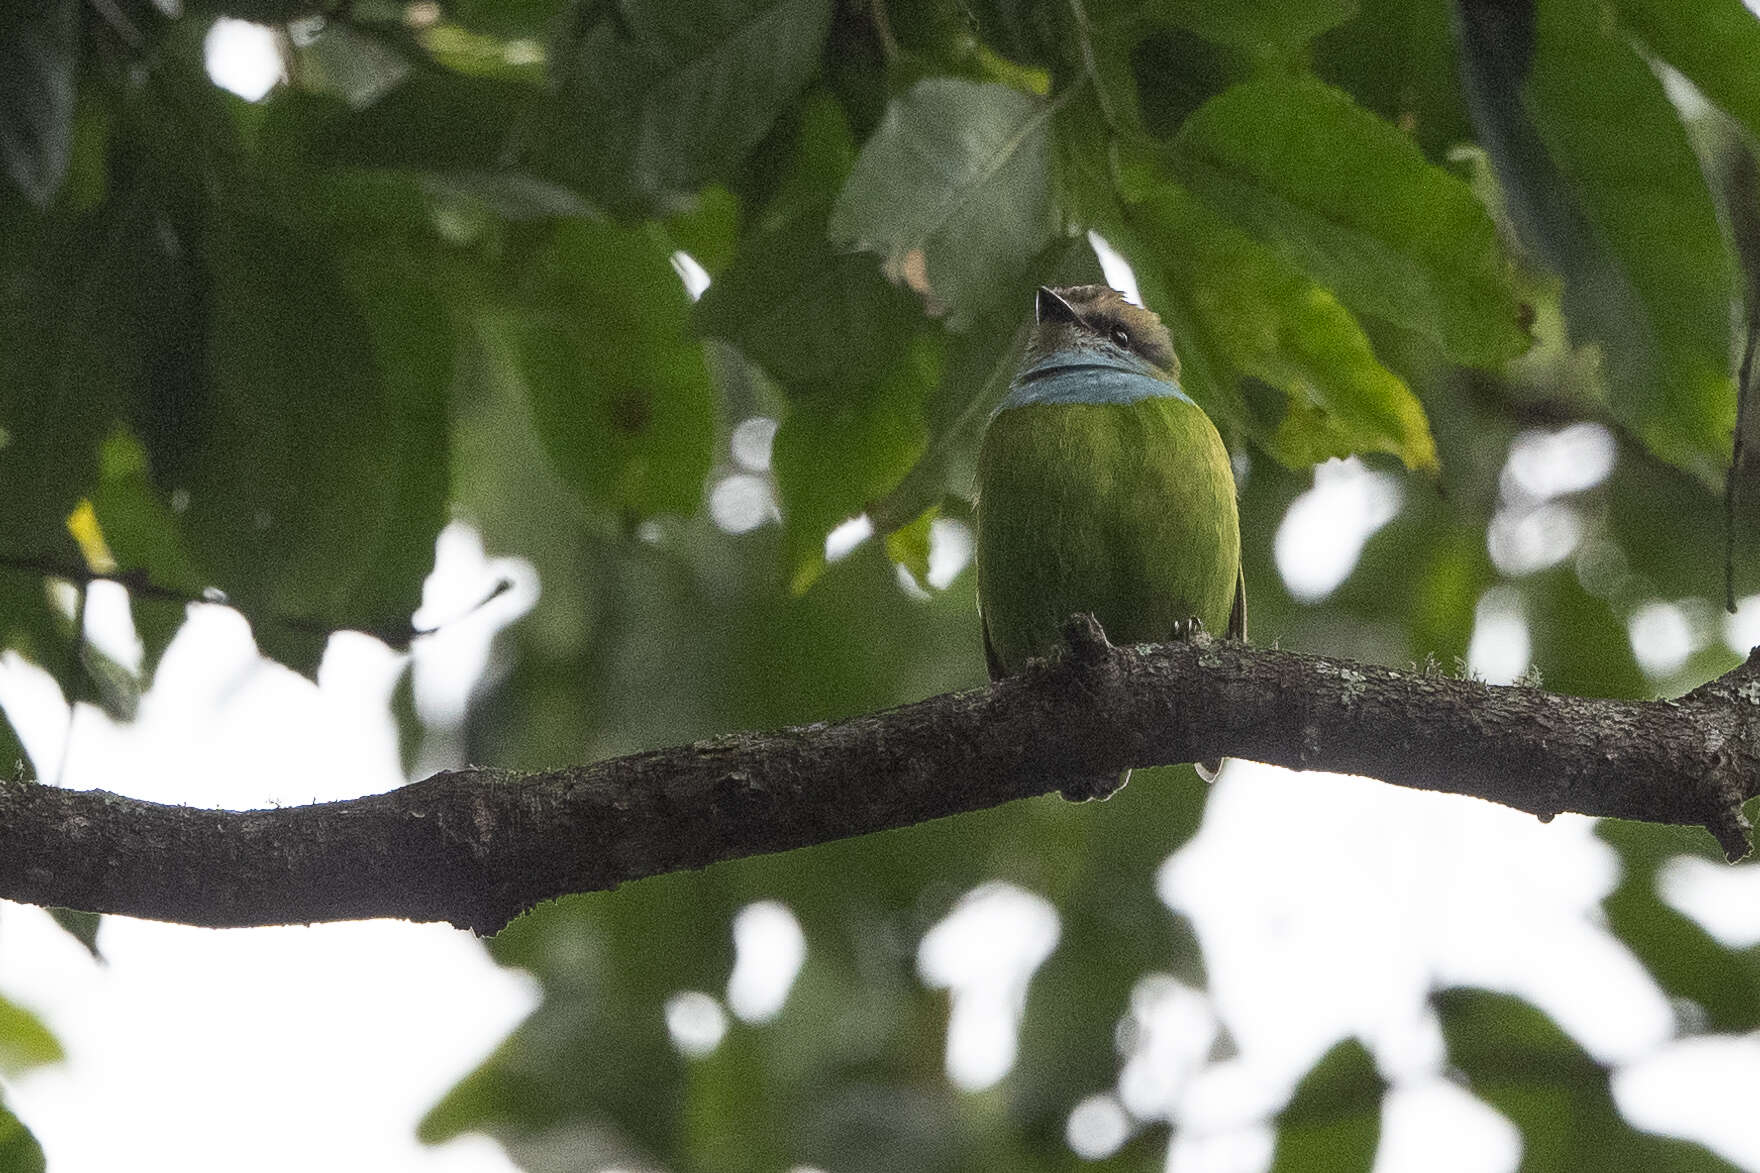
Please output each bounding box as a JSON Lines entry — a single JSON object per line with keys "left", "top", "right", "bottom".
{"left": 5, "top": 24, "right": 1760, "bottom": 1173}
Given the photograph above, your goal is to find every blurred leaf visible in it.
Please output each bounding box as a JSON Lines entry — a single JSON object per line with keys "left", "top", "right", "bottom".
{"left": 513, "top": 220, "right": 716, "bottom": 519}
{"left": 88, "top": 428, "right": 199, "bottom": 678}
{"left": 328, "top": 243, "right": 454, "bottom": 639}
{"left": 314, "top": 71, "right": 540, "bottom": 174}
{"left": 744, "top": 89, "right": 856, "bottom": 237}
{"left": 442, "top": 0, "right": 569, "bottom": 39}
{"left": 1269, "top": 1037, "right": 1384, "bottom": 1173}
{"left": 0, "top": 0, "right": 77, "bottom": 206}
{"left": 0, "top": 1094, "right": 45, "bottom": 1173}
{"left": 543, "top": 0, "right": 834, "bottom": 210}
{"left": 1146, "top": 0, "right": 1355, "bottom": 57}
{"left": 1597, "top": 819, "right": 1760, "bottom": 1033}
{"left": 1171, "top": 75, "right": 1528, "bottom": 367}
{"left": 1124, "top": 25, "right": 1245, "bottom": 140}
{"left": 1436, "top": 988, "right": 1742, "bottom": 1172}
{"left": 0, "top": 207, "right": 142, "bottom": 561}
{"left": 1456, "top": 0, "right": 1734, "bottom": 484}
{"left": 1120, "top": 182, "right": 1438, "bottom": 471}
{"left": 694, "top": 213, "right": 926, "bottom": 392}
{"left": 174, "top": 211, "right": 405, "bottom": 674}
{"left": 0, "top": 712, "right": 24, "bottom": 779}
{"left": 1314, "top": 0, "right": 1473, "bottom": 161}
{"left": 293, "top": 21, "right": 415, "bottom": 108}
{"left": 0, "top": 994, "right": 61, "bottom": 1077}
{"left": 830, "top": 78, "right": 1057, "bottom": 329}
{"left": 1613, "top": 0, "right": 1760, "bottom": 147}
{"left": 772, "top": 339, "right": 937, "bottom": 591}
{"left": 1008, "top": 769, "right": 1211, "bottom": 1145}
{"left": 884, "top": 507, "right": 936, "bottom": 590}
{"left": 1523, "top": 565, "right": 1645, "bottom": 700}
{"left": 866, "top": 237, "right": 1102, "bottom": 534}
{"left": 665, "top": 185, "right": 742, "bottom": 276}
{"left": 45, "top": 907, "right": 102, "bottom": 961}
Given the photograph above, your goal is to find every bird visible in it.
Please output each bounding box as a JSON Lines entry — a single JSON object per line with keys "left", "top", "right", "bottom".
{"left": 973, "top": 284, "right": 1244, "bottom": 799}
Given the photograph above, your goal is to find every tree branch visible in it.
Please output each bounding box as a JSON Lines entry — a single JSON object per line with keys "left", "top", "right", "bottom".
{"left": 4, "top": 616, "right": 1758, "bottom": 935}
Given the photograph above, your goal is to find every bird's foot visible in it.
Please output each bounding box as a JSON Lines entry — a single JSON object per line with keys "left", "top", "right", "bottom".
{"left": 1169, "top": 616, "right": 1207, "bottom": 641}
{"left": 1061, "top": 769, "right": 1131, "bottom": 803}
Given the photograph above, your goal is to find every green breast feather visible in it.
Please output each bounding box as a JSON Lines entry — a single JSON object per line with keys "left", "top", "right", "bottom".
{"left": 975, "top": 396, "right": 1241, "bottom": 674}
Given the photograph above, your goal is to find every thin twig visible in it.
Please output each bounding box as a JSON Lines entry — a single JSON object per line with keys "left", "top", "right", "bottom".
{"left": 1728, "top": 311, "right": 1758, "bottom": 613}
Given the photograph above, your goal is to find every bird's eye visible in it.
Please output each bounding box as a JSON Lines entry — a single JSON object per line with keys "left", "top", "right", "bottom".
{"left": 1110, "top": 326, "right": 1131, "bottom": 349}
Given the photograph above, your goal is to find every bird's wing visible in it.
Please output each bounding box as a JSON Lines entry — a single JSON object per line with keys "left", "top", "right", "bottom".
{"left": 982, "top": 612, "right": 1006, "bottom": 682}
{"left": 1227, "top": 566, "right": 1247, "bottom": 643}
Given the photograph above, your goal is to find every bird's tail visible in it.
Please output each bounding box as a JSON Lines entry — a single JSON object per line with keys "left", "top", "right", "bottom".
{"left": 1060, "top": 769, "right": 1132, "bottom": 802}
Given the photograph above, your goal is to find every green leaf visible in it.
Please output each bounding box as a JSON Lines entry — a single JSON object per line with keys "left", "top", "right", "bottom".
{"left": 1269, "top": 1038, "right": 1384, "bottom": 1173}
{"left": 88, "top": 428, "right": 198, "bottom": 678}
{"left": 513, "top": 221, "right": 716, "bottom": 518}
{"left": 865, "top": 237, "right": 1103, "bottom": 535}
{"left": 830, "top": 78, "right": 1058, "bottom": 330}
{"left": 1146, "top": 0, "right": 1356, "bottom": 57}
{"left": 1120, "top": 183, "right": 1437, "bottom": 471}
{"left": 746, "top": 89, "right": 856, "bottom": 237}
{"left": 0, "top": 994, "right": 61, "bottom": 1077}
{"left": 1596, "top": 819, "right": 1760, "bottom": 1033}
{"left": 0, "top": 1093, "right": 45, "bottom": 1173}
{"left": 0, "top": 710, "right": 24, "bottom": 780}
{"left": 174, "top": 211, "right": 402, "bottom": 673}
{"left": 543, "top": 0, "right": 834, "bottom": 210}
{"left": 1457, "top": 0, "right": 1734, "bottom": 484}
{"left": 45, "top": 907, "right": 102, "bottom": 961}
{"left": 0, "top": 0, "right": 77, "bottom": 205}
{"left": 1172, "top": 75, "right": 1529, "bottom": 367}
{"left": 1436, "top": 988, "right": 1742, "bottom": 1173}
{"left": 883, "top": 506, "right": 936, "bottom": 590}
{"left": 308, "top": 71, "right": 540, "bottom": 175}
{"left": 0, "top": 202, "right": 146, "bottom": 559}
{"left": 1314, "top": 0, "right": 1474, "bottom": 161}
{"left": 772, "top": 339, "right": 937, "bottom": 591}
{"left": 694, "top": 213, "right": 925, "bottom": 393}
{"left": 442, "top": 0, "right": 570, "bottom": 39}
{"left": 327, "top": 244, "right": 454, "bottom": 641}
{"left": 1614, "top": 0, "right": 1760, "bottom": 147}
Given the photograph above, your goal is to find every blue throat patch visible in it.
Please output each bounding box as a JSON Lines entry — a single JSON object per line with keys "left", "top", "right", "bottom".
{"left": 996, "top": 356, "right": 1194, "bottom": 414}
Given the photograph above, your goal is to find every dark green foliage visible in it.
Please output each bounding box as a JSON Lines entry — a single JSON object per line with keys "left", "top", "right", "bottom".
{"left": 1437, "top": 989, "right": 1743, "bottom": 1172}
{"left": 0, "top": 0, "right": 78, "bottom": 206}
{"left": 1268, "top": 1038, "right": 1385, "bottom": 1173}
{"left": 3, "top": 0, "right": 1760, "bottom": 1168}
{"left": 0, "top": 1094, "right": 45, "bottom": 1173}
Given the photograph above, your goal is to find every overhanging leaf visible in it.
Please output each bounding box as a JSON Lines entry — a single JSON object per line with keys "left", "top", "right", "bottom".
{"left": 1457, "top": 0, "right": 1734, "bottom": 484}
{"left": 544, "top": 0, "right": 834, "bottom": 210}
{"left": 693, "top": 212, "right": 925, "bottom": 394}
{"left": 1145, "top": 0, "right": 1356, "bottom": 57}
{"left": 1269, "top": 1037, "right": 1384, "bottom": 1173}
{"left": 0, "top": 0, "right": 77, "bottom": 206}
{"left": 0, "top": 994, "right": 61, "bottom": 1078}
{"left": 1122, "top": 183, "right": 1438, "bottom": 471}
{"left": 0, "top": 1093, "right": 45, "bottom": 1173}
{"left": 512, "top": 220, "right": 716, "bottom": 519}
{"left": 1613, "top": 0, "right": 1760, "bottom": 148}
{"left": 1436, "top": 988, "right": 1741, "bottom": 1172}
{"left": 829, "top": 77, "right": 1058, "bottom": 330}
{"left": 1172, "top": 75, "right": 1528, "bottom": 368}
{"left": 771, "top": 339, "right": 938, "bottom": 592}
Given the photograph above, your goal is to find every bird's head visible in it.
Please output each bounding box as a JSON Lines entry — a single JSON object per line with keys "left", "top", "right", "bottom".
{"left": 1024, "top": 284, "right": 1179, "bottom": 382}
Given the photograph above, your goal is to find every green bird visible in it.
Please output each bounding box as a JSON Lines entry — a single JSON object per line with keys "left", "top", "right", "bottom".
{"left": 974, "top": 284, "right": 1244, "bottom": 797}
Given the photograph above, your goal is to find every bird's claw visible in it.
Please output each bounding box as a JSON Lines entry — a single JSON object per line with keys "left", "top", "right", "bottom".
{"left": 1169, "top": 616, "right": 1206, "bottom": 641}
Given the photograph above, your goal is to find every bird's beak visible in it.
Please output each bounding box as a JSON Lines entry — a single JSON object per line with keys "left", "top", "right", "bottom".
{"left": 1035, "top": 286, "right": 1081, "bottom": 325}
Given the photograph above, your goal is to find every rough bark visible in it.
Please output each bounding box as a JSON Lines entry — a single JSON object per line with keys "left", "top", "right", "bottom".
{"left": 3, "top": 616, "right": 1757, "bottom": 935}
